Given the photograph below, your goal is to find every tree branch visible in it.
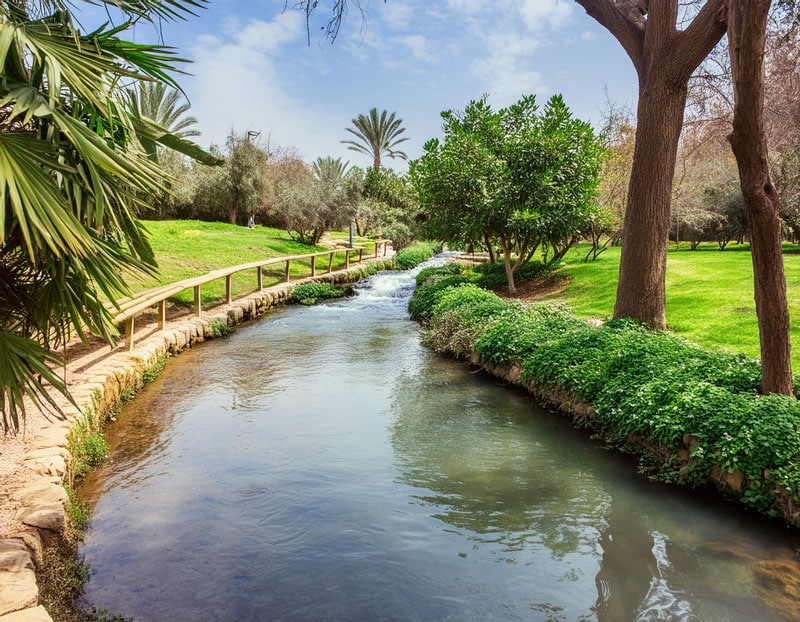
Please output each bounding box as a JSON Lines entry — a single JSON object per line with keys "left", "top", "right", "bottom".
{"left": 574, "top": 0, "right": 646, "bottom": 73}
{"left": 672, "top": 0, "right": 728, "bottom": 79}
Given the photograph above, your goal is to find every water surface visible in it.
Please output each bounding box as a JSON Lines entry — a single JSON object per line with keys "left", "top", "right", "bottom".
{"left": 79, "top": 262, "right": 800, "bottom": 621}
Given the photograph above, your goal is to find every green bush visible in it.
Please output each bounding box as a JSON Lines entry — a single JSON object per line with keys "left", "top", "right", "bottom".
{"left": 394, "top": 241, "right": 442, "bottom": 269}
{"left": 407, "top": 275, "right": 472, "bottom": 320}
{"left": 289, "top": 282, "right": 348, "bottom": 305}
{"left": 410, "top": 263, "right": 800, "bottom": 519}
{"left": 422, "top": 288, "right": 508, "bottom": 357}
{"left": 416, "top": 262, "right": 465, "bottom": 287}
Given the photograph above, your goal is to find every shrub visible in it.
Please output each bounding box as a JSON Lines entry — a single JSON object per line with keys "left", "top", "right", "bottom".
{"left": 208, "top": 319, "right": 232, "bottom": 338}
{"left": 407, "top": 275, "right": 472, "bottom": 320}
{"left": 394, "top": 241, "right": 441, "bottom": 269}
{"left": 416, "top": 262, "right": 465, "bottom": 287}
{"left": 290, "top": 282, "right": 348, "bottom": 305}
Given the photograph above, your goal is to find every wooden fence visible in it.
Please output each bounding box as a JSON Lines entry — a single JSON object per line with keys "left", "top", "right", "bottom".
{"left": 108, "top": 240, "right": 392, "bottom": 351}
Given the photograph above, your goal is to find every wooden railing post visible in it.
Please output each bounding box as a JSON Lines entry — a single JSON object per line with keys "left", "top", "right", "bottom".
{"left": 257, "top": 266, "right": 263, "bottom": 291}
{"left": 327, "top": 251, "right": 334, "bottom": 273}
{"left": 285, "top": 259, "right": 291, "bottom": 283}
{"left": 359, "top": 248, "right": 364, "bottom": 263}
{"left": 311, "top": 255, "right": 316, "bottom": 277}
{"left": 345, "top": 251, "right": 350, "bottom": 269}
{"left": 158, "top": 300, "right": 166, "bottom": 331}
{"left": 375, "top": 241, "right": 379, "bottom": 258}
{"left": 194, "top": 285, "right": 202, "bottom": 317}
{"left": 225, "top": 275, "right": 233, "bottom": 304}
{"left": 125, "top": 317, "right": 135, "bottom": 351}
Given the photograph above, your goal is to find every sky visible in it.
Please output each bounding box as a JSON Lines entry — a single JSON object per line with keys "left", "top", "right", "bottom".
{"left": 83, "top": 0, "right": 640, "bottom": 170}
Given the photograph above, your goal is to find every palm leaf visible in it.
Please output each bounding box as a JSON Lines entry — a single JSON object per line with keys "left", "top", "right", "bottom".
{"left": 0, "top": 331, "right": 70, "bottom": 434}
{"left": 0, "top": 133, "right": 95, "bottom": 260}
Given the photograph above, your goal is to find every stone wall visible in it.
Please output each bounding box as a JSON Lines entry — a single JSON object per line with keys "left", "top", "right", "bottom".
{"left": 0, "top": 259, "right": 392, "bottom": 622}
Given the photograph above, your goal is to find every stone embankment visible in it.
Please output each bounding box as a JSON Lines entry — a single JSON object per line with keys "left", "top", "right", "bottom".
{"left": 0, "top": 259, "right": 392, "bottom": 621}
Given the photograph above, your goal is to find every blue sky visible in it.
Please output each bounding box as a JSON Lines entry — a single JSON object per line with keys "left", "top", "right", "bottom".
{"left": 88, "top": 1, "right": 639, "bottom": 170}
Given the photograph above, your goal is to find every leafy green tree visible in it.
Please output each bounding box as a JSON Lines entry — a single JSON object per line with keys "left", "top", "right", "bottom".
{"left": 359, "top": 166, "right": 421, "bottom": 248}
{"left": 412, "top": 95, "right": 605, "bottom": 294}
{"left": 342, "top": 108, "right": 409, "bottom": 168}
{"left": 0, "top": 0, "right": 207, "bottom": 432}
{"left": 274, "top": 156, "right": 360, "bottom": 245}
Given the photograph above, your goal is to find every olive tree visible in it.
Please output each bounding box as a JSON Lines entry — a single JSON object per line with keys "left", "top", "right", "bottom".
{"left": 274, "top": 157, "right": 361, "bottom": 245}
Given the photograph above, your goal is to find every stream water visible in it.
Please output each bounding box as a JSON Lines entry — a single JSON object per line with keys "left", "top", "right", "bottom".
{"left": 78, "top": 259, "right": 800, "bottom": 621}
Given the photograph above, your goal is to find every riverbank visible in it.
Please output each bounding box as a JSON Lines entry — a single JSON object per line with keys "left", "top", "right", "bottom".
{"left": 409, "top": 263, "right": 800, "bottom": 528}
{"left": 0, "top": 258, "right": 392, "bottom": 622}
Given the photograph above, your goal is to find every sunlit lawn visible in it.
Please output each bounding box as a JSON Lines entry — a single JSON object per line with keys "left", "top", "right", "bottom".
{"left": 130, "top": 220, "right": 377, "bottom": 306}
{"left": 540, "top": 242, "right": 800, "bottom": 369}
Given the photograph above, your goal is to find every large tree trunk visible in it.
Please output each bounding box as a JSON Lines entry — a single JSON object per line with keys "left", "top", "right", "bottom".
{"left": 728, "top": 0, "right": 793, "bottom": 395}
{"left": 613, "top": 76, "right": 688, "bottom": 328}
{"left": 576, "top": 0, "right": 727, "bottom": 327}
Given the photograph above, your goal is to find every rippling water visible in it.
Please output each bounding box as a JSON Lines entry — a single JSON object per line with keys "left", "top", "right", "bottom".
{"left": 78, "top": 260, "right": 800, "bottom": 621}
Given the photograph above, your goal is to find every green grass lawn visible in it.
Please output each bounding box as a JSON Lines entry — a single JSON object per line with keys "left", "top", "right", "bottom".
{"left": 128, "top": 220, "right": 377, "bottom": 306}
{"left": 540, "top": 242, "right": 800, "bottom": 368}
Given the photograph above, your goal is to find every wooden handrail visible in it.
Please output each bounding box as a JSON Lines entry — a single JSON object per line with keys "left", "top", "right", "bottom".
{"left": 108, "top": 240, "right": 392, "bottom": 351}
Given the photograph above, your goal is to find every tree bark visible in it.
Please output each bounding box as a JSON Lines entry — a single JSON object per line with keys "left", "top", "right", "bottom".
{"left": 728, "top": 0, "right": 793, "bottom": 395}
{"left": 576, "top": 0, "right": 727, "bottom": 328}
{"left": 614, "top": 77, "right": 687, "bottom": 327}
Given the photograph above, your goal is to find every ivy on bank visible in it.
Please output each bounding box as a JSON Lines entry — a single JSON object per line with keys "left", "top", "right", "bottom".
{"left": 410, "top": 264, "right": 800, "bottom": 521}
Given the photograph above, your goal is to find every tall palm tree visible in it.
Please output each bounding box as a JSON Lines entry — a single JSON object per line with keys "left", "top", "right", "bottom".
{"left": 0, "top": 0, "right": 210, "bottom": 432}
{"left": 342, "top": 108, "right": 409, "bottom": 168}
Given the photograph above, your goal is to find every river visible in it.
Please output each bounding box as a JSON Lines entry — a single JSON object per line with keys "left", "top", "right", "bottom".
{"left": 78, "top": 259, "right": 800, "bottom": 621}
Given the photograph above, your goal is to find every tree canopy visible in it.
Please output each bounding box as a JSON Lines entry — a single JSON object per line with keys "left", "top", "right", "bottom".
{"left": 411, "top": 94, "right": 605, "bottom": 293}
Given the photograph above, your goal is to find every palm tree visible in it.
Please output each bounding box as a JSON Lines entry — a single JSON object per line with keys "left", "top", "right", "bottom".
{"left": 0, "top": 0, "right": 210, "bottom": 432}
{"left": 126, "top": 82, "right": 200, "bottom": 160}
{"left": 312, "top": 156, "right": 351, "bottom": 184}
{"left": 342, "top": 108, "right": 409, "bottom": 168}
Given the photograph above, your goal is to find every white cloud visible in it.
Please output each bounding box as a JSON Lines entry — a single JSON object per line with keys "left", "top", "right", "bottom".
{"left": 519, "top": 0, "right": 573, "bottom": 31}
{"left": 382, "top": 3, "right": 415, "bottom": 30}
{"left": 183, "top": 12, "right": 344, "bottom": 160}
{"left": 393, "top": 34, "right": 437, "bottom": 63}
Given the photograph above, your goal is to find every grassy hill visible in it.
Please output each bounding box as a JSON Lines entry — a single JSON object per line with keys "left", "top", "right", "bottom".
{"left": 129, "top": 220, "right": 374, "bottom": 305}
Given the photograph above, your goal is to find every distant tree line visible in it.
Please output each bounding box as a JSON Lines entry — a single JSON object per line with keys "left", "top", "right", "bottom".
{"left": 149, "top": 131, "right": 423, "bottom": 249}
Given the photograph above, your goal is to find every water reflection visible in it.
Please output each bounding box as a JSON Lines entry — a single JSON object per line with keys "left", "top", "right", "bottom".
{"left": 79, "top": 262, "right": 800, "bottom": 621}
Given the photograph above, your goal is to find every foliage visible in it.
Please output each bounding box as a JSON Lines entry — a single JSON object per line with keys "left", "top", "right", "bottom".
{"left": 411, "top": 94, "right": 605, "bottom": 292}
{"left": 0, "top": 0, "right": 213, "bottom": 432}
{"left": 289, "top": 282, "right": 348, "bottom": 305}
{"left": 407, "top": 274, "right": 472, "bottom": 321}
{"left": 208, "top": 319, "right": 232, "bottom": 337}
{"left": 342, "top": 108, "right": 409, "bottom": 168}
{"left": 358, "top": 166, "right": 422, "bottom": 247}
{"left": 393, "top": 241, "right": 441, "bottom": 270}
{"left": 422, "top": 285, "right": 508, "bottom": 357}
{"left": 125, "top": 81, "right": 200, "bottom": 161}
{"left": 68, "top": 412, "right": 110, "bottom": 480}
{"left": 273, "top": 156, "right": 361, "bottom": 245}
{"left": 410, "top": 264, "right": 800, "bottom": 519}
{"left": 471, "top": 260, "right": 552, "bottom": 289}
{"left": 187, "top": 133, "right": 268, "bottom": 225}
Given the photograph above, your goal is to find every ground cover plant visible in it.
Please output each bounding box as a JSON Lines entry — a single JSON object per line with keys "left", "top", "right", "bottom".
{"left": 289, "top": 283, "right": 349, "bottom": 305}
{"left": 410, "top": 264, "right": 800, "bottom": 523}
